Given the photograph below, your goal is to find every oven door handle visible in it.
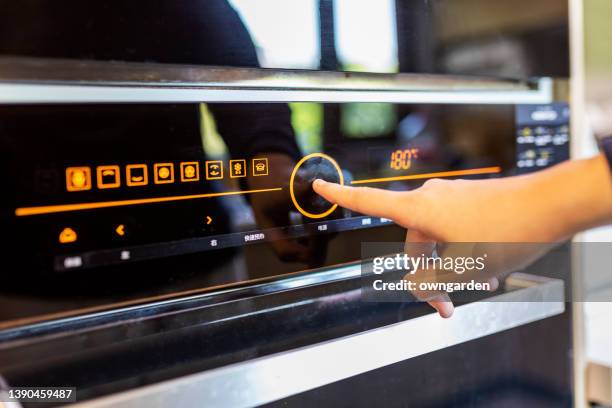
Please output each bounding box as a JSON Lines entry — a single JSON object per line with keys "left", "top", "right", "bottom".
{"left": 76, "top": 272, "right": 565, "bottom": 408}
{"left": 0, "top": 56, "right": 553, "bottom": 105}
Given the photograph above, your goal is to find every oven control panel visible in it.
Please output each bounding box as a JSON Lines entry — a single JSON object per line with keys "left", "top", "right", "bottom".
{"left": 0, "top": 102, "right": 568, "bottom": 327}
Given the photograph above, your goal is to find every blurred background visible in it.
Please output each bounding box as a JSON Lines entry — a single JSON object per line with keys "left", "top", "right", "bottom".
{"left": 578, "top": 1, "right": 612, "bottom": 406}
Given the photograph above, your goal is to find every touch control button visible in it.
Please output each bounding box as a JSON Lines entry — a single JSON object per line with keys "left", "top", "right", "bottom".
{"left": 289, "top": 152, "right": 344, "bottom": 219}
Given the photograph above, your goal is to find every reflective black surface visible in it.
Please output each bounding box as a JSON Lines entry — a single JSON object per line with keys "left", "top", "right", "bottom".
{"left": 0, "top": 257, "right": 573, "bottom": 407}
{"left": 0, "top": 1, "right": 573, "bottom": 406}
{"left": 267, "top": 314, "right": 573, "bottom": 408}
{"left": 0, "top": 102, "right": 537, "bottom": 328}
{"left": 0, "top": 0, "right": 568, "bottom": 79}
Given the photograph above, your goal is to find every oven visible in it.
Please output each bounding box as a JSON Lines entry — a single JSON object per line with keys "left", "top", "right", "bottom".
{"left": 0, "top": 1, "right": 573, "bottom": 407}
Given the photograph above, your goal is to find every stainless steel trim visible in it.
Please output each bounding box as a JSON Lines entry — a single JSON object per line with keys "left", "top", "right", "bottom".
{"left": 0, "top": 262, "right": 363, "bottom": 340}
{"left": 71, "top": 273, "right": 565, "bottom": 408}
{"left": 0, "top": 375, "right": 23, "bottom": 408}
{"left": 0, "top": 56, "right": 553, "bottom": 104}
{"left": 0, "top": 56, "right": 533, "bottom": 89}
{"left": 0, "top": 401, "right": 22, "bottom": 408}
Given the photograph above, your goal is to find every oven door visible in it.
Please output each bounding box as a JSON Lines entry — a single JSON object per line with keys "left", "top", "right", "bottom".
{"left": 0, "top": 1, "right": 572, "bottom": 403}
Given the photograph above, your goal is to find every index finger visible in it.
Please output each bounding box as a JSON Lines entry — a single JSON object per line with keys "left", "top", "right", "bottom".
{"left": 312, "top": 179, "right": 408, "bottom": 222}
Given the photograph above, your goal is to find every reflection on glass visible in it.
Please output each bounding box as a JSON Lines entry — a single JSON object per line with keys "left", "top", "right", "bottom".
{"left": 229, "top": 0, "right": 320, "bottom": 69}
{"left": 290, "top": 103, "right": 323, "bottom": 153}
{"left": 0, "top": 0, "right": 568, "bottom": 77}
{"left": 334, "top": 0, "right": 398, "bottom": 72}
{"left": 200, "top": 104, "right": 229, "bottom": 159}
{"left": 2, "top": 101, "right": 573, "bottom": 326}
{"left": 341, "top": 103, "right": 397, "bottom": 138}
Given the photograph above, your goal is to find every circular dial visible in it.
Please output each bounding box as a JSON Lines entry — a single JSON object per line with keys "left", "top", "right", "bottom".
{"left": 289, "top": 153, "right": 344, "bottom": 219}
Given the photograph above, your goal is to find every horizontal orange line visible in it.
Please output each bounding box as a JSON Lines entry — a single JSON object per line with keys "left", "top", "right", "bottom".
{"left": 15, "top": 187, "right": 283, "bottom": 216}
{"left": 350, "top": 167, "right": 502, "bottom": 185}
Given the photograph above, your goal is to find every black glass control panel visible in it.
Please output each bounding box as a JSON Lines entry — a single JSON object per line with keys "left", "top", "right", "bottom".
{"left": 0, "top": 102, "right": 569, "bottom": 327}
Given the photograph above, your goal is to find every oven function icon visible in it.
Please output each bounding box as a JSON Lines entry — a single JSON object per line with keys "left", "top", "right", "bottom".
{"left": 205, "top": 161, "right": 224, "bottom": 180}
{"left": 115, "top": 224, "right": 126, "bottom": 237}
{"left": 97, "top": 165, "right": 121, "bottom": 189}
{"left": 252, "top": 158, "right": 269, "bottom": 176}
{"left": 66, "top": 166, "right": 92, "bottom": 191}
{"left": 180, "top": 162, "right": 200, "bottom": 182}
{"left": 230, "top": 159, "right": 247, "bottom": 178}
{"left": 59, "top": 227, "right": 78, "bottom": 244}
{"left": 126, "top": 164, "right": 148, "bottom": 186}
{"left": 154, "top": 163, "right": 174, "bottom": 184}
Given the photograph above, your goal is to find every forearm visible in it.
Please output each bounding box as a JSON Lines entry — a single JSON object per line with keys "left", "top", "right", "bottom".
{"left": 526, "top": 153, "right": 612, "bottom": 240}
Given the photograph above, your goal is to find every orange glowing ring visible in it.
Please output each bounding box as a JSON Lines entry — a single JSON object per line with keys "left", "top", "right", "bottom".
{"left": 289, "top": 152, "right": 344, "bottom": 219}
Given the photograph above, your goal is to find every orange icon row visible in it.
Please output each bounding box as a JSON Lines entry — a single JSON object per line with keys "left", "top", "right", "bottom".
{"left": 59, "top": 223, "right": 127, "bottom": 244}
{"left": 66, "top": 159, "right": 269, "bottom": 191}
{"left": 58, "top": 218, "right": 213, "bottom": 245}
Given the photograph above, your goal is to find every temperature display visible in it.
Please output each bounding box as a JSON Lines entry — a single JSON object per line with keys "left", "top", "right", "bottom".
{"left": 389, "top": 148, "right": 419, "bottom": 171}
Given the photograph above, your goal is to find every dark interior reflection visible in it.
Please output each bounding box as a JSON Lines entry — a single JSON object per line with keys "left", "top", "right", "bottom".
{"left": 0, "top": 100, "right": 516, "bottom": 324}
{"left": 0, "top": 0, "right": 568, "bottom": 78}
{"left": 0, "top": 0, "right": 523, "bottom": 324}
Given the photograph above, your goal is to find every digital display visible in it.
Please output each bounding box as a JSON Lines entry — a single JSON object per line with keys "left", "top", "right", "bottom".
{"left": 515, "top": 103, "right": 571, "bottom": 173}
{"left": 0, "top": 102, "right": 569, "bottom": 326}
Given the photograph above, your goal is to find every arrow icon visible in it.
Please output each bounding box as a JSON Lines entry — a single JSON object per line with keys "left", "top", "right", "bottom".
{"left": 115, "top": 224, "right": 125, "bottom": 236}
{"left": 206, "top": 216, "right": 212, "bottom": 225}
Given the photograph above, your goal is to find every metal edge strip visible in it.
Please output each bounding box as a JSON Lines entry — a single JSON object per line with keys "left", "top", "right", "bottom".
{"left": 0, "top": 375, "right": 23, "bottom": 408}
{"left": 0, "top": 262, "right": 363, "bottom": 343}
{"left": 0, "top": 79, "right": 553, "bottom": 105}
{"left": 72, "top": 274, "right": 564, "bottom": 408}
{"left": 0, "top": 57, "right": 532, "bottom": 91}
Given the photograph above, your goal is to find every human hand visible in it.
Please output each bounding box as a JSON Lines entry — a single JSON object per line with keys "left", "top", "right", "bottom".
{"left": 313, "top": 154, "right": 612, "bottom": 317}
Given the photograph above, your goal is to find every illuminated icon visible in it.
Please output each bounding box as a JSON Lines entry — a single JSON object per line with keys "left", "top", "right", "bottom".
{"left": 210, "top": 239, "right": 218, "bottom": 247}
{"left": 205, "top": 161, "right": 224, "bottom": 180}
{"left": 252, "top": 158, "right": 269, "bottom": 176}
{"left": 154, "top": 163, "right": 174, "bottom": 184}
{"left": 390, "top": 148, "right": 419, "bottom": 171}
{"left": 205, "top": 216, "right": 213, "bottom": 225}
{"left": 120, "top": 250, "right": 131, "bottom": 260}
{"left": 126, "top": 164, "right": 148, "bottom": 186}
{"left": 230, "top": 159, "right": 247, "bottom": 178}
{"left": 115, "top": 224, "right": 125, "bottom": 237}
{"left": 97, "top": 165, "right": 121, "bottom": 189}
{"left": 59, "top": 227, "right": 78, "bottom": 243}
{"left": 521, "top": 127, "right": 532, "bottom": 137}
{"left": 66, "top": 167, "right": 92, "bottom": 191}
{"left": 180, "top": 162, "right": 200, "bottom": 182}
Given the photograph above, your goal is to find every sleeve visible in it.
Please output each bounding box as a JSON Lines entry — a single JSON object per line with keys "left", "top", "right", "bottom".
{"left": 196, "top": 0, "right": 302, "bottom": 160}
{"left": 207, "top": 103, "right": 302, "bottom": 161}
{"left": 589, "top": 99, "right": 612, "bottom": 171}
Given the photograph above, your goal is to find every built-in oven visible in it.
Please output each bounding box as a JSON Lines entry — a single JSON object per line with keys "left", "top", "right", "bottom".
{"left": 0, "top": 1, "right": 573, "bottom": 407}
